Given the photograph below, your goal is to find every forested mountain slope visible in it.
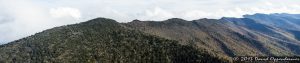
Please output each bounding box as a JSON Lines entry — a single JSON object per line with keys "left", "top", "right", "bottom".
{"left": 125, "top": 14, "right": 300, "bottom": 58}
{"left": 1, "top": 13, "right": 300, "bottom": 63}
{"left": 0, "top": 18, "right": 228, "bottom": 63}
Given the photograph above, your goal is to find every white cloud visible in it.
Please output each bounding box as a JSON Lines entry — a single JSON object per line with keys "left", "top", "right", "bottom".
{"left": 0, "top": 0, "right": 83, "bottom": 44}
{"left": 50, "top": 7, "right": 81, "bottom": 20}
{"left": 181, "top": 10, "right": 212, "bottom": 20}
{"left": 0, "top": 0, "right": 52, "bottom": 44}
{"left": 139, "top": 7, "right": 174, "bottom": 21}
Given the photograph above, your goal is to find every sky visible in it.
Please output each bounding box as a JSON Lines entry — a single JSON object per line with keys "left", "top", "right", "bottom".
{"left": 0, "top": 0, "right": 300, "bottom": 44}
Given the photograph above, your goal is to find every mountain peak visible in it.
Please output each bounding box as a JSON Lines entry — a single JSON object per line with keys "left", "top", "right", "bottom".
{"left": 132, "top": 19, "right": 141, "bottom": 22}
{"left": 80, "top": 17, "right": 119, "bottom": 26}
{"left": 165, "top": 18, "right": 186, "bottom": 21}
{"left": 161, "top": 18, "right": 190, "bottom": 26}
{"left": 243, "top": 13, "right": 270, "bottom": 18}
{"left": 84, "top": 17, "right": 118, "bottom": 24}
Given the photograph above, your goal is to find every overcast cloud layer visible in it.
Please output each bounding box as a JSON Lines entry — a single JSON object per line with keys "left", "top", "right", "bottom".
{"left": 0, "top": 0, "right": 300, "bottom": 44}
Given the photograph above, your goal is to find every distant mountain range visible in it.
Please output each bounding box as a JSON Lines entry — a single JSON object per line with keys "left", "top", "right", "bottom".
{"left": 1, "top": 13, "right": 300, "bottom": 62}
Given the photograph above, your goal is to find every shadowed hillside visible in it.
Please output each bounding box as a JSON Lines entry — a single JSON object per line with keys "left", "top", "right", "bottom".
{"left": 125, "top": 14, "right": 300, "bottom": 58}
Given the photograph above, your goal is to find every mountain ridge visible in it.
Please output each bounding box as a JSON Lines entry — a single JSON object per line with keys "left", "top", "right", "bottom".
{"left": 125, "top": 13, "right": 300, "bottom": 57}
{"left": 1, "top": 13, "right": 300, "bottom": 62}
{"left": 0, "top": 17, "right": 228, "bottom": 63}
